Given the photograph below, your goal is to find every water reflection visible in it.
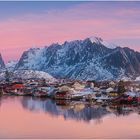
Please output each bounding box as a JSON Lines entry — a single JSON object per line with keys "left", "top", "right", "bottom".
{"left": 19, "top": 96, "right": 140, "bottom": 123}
{"left": 0, "top": 96, "right": 140, "bottom": 138}
{"left": 21, "top": 97, "right": 109, "bottom": 123}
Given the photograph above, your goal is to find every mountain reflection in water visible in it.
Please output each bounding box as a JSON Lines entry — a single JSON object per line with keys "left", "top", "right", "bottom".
{"left": 1, "top": 96, "right": 140, "bottom": 138}
{"left": 21, "top": 97, "right": 109, "bottom": 123}
{"left": 19, "top": 96, "right": 140, "bottom": 123}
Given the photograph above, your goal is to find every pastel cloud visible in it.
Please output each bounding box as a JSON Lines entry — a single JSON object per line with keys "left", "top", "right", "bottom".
{"left": 0, "top": 2, "right": 140, "bottom": 62}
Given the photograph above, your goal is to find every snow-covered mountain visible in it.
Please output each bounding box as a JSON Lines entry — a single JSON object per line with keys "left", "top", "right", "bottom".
{"left": 13, "top": 70, "right": 56, "bottom": 82}
{"left": 21, "top": 97, "right": 110, "bottom": 122}
{"left": 89, "top": 36, "right": 117, "bottom": 49}
{"left": 0, "top": 54, "right": 5, "bottom": 71}
{"left": 15, "top": 37, "right": 140, "bottom": 81}
{"left": 6, "top": 60, "right": 18, "bottom": 71}
{"left": 0, "top": 69, "right": 56, "bottom": 82}
{"left": 135, "top": 76, "right": 140, "bottom": 81}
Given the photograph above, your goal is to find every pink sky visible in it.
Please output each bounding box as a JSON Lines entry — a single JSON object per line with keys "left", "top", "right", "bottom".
{"left": 0, "top": 2, "right": 140, "bottom": 62}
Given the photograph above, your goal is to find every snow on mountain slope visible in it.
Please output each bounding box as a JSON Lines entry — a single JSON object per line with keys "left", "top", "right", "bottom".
{"left": 6, "top": 60, "right": 18, "bottom": 71}
{"left": 15, "top": 37, "right": 140, "bottom": 81}
{"left": 13, "top": 70, "right": 57, "bottom": 82}
{"left": 15, "top": 48, "right": 47, "bottom": 70}
{"left": 0, "top": 54, "right": 5, "bottom": 71}
{"left": 0, "top": 70, "right": 57, "bottom": 82}
{"left": 135, "top": 76, "right": 140, "bottom": 81}
{"left": 89, "top": 36, "right": 117, "bottom": 49}
{"left": 0, "top": 72, "right": 6, "bottom": 81}
{"left": 89, "top": 36, "right": 103, "bottom": 44}
{"left": 102, "top": 41, "right": 118, "bottom": 49}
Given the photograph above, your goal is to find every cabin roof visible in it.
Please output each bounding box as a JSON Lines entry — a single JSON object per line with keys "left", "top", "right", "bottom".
{"left": 12, "top": 84, "right": 24, "bottom": 89}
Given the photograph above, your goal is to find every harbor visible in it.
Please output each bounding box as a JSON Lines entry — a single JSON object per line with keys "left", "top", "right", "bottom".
{"left": 1, "top": 77, "right": 140, "bottom": 105}
{"left": 1, "top": 65, "right": 140, "bottom": 139}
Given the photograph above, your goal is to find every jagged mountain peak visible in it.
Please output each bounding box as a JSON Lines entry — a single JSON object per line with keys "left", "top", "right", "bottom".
{"left": 86, "top": 36, "right": 118, "bottom": 50}
{"left": 89, "top": 36, "right": 103, "bottom": 44}
{"left": 50, "top": 43, "right": 60, "bottom": 47}
{"left": 15, "top": 37, "right": 140, "bottom": 81}
{"left": 0, "top": 54, "right": 5, "bottom": 71}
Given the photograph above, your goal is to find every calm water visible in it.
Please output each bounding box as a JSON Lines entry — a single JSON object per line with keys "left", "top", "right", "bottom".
{"left": 0, "top": 96, "right": 140, "bottom": 139}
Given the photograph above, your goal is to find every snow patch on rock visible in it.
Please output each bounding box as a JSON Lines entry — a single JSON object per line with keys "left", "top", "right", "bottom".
{"left": 13, "top": 70, "right": 57, "bottom": 82}
{"left": 6, "top": 60, "right": 18, "bottom": 71}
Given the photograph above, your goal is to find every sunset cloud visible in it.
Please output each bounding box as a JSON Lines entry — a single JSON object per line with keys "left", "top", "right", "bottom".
{"left": 0, "top": 2, "right": 139, "bottom": 62}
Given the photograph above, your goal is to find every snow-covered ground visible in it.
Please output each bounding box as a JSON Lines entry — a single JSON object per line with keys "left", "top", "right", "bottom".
{"left": 135, "top": 76, "right": 140, "bottom": 81}
{"left": 13, "top": 70, "right": 57, "bottom": 82}
{"left": 0, "top": 69, "right": 57, "bottom": 82}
